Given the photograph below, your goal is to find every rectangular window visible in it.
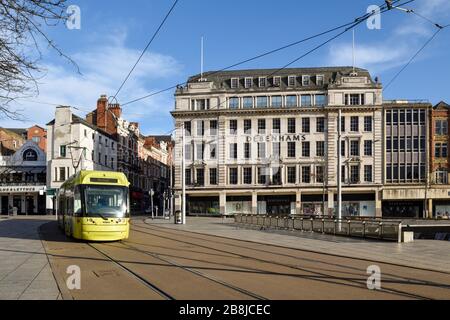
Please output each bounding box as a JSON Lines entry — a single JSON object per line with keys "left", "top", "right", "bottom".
{"left": 258, "top": 119, "right": 266, "bottom": 134}
{"left": 316, "top": 75, "right": 324, "bottom": 86}
{"left": 350, "top": 116, "right": 359, "bottom": 132}
{"left": 210, "top": 144, "right": 217, "bottom": 160}
{"left": 243, "top": 168, "right": 252, "bottom": 184}
{"left": 230, "top": 120, "right": 238, "bottom": 135}
{"left": 302, "top": 75, "right": 310, "bottom": 86}
{"left": 316, "top": 117, "right": 325, "bottom": 132}
{"left": 341, "top": 140, "right": 346, "bottom": 157}
{"left": 59, "top": 167, "right": 66, "bottom": 182}
{"left": 364, "top": 140, "right": 373, "bottom": 156}
{"left": 258, "top": 167, "right": 268, "bottom": 184}
{"left": 229, "top": 97, "right": 239, "bottom": 109}
{"left": 288, "top": 142, "right": 296, "bottom": 158}
{"left": 256, "top": 96, "right": 268, "bottom": 108}
{"left": 184, "top": 169, "right": 192, "bottom": 185}
{"left": 60, "top": 145, "right": 66, "bottom": 158}
{"left": 301, "top": 95, "right": 312, "bottom": 106}
{"left": 286, "top": 95, "right": 297, "bottom": 107}
{"left": 345, "top": 94, "right": 361, "bottom": 105}
{"left": 209, "top": 168, "right": 217, "bottom": 185}
{"left": 229, "top": 168, "right": 238, "bottom": 185}
{"left": 196, "top": 169, "right": 205, "bottom": 186}
{"left": 288, "top": 75, "right": 296, "bottom": 87}
{"left": 316, "top": 166, "right": 324, "bottom": 183}
{"left": 287, "top": 167, "right": 297, "bottom": 184}
{"left": 259, "top": 77, "right": 267, "bottom": 88}
{"left": 316, "top": 141, "right": 325, "bottom": 157}
{"left": 364, "top": 116, "right": 373, "bottom": 132}
{"left": 273, "top": 142, "right": 281, "bottom": 158}
{"left": 245, "top": 77, "right": 253, "bottom": 88}
{"left": 197, "top": 120, "right": 205, "bottom": 136}
{"left": 184, "top": 144, "right": 192, "bottom": 161}
{"left": 210, "top": 120, "right": 217, "bottom": 136}
{"left": 271, "top": 96, "right": 282, "bottom": 108}
{"left": 273, "top": 76, "right": 281, "bottom": 87}
{"left": 243, "top": 97, "right": 253, "bottom": 108}
{"left": 302, "top": 166, "right": 311, "bottom": 183}
{"left": 272, "top": 118, "right": 281, "bottom": 134}
{"left": 258, "top": 143, "right": 266, "bottom": 158}
{"left": 196, "top": 143, "right": 205, "bottom": 160}
{"left": 302, "top": 118, "right": 310, "bottom": 133}
{"left": 350, "top": 140, "right": 360, "bottom": 156}
{"left": 302, "top": 141, "right": 310, "bottom": 157}
{"left": 288, "top": 118, "right": 296, "bottom": 134}
{"left": 435, "top": 120, "right": 448, "bottom": 135}
{"left": 231, "top": 78, "right": 239, "bottom": 89}
{"left": 193, "top": 99, "right": 209, "bottom": 110}
{"left": 272, "top": 168, "right": 281, "bottom": 185}
{"left": 184, "top": 121, "right": 191, "bottom": 136}
{"left": 230, "top": 143, "right": 238, "bottom": 159}
{"left": 350, "top": 165, "right": 360, "bottom": 183}
{"left": 315, "top": 94, "right": 326, "bottom": 106}
{"left": 364, "top": 165, "right": 373, "bottom": 182}
{"left": 244, "top": 119, "right": 252, "bottom": 134}
{"left": 341, "top": 166, "right": 346, "bottom": 183}
{"left": 340, "top": 116, "right": 346, "bottom": 132}
{"left": 244, "top": 143, "right": 251, "bottom": 159}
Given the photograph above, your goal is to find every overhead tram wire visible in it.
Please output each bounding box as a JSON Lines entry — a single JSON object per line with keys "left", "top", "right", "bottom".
{"left": 112, "top": 0, "right": 180, "bottom": 101}
{"left": 383, "top": 8, "right": 450, "bottom": 92}
{"left": 196, "top": 0, "right": 415, "bottom": 111}
{"left": 121, "top": 0, "right": 411, "bottom": 107}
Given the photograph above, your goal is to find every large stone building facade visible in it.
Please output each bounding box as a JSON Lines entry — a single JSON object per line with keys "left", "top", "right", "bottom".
{"left": 172, "top": 67, "right": 384, "bottom": 217}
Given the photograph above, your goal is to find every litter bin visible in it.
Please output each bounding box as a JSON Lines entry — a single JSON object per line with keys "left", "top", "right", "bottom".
{"left": 175, "top": 210, "right": 182, "bottom": 224}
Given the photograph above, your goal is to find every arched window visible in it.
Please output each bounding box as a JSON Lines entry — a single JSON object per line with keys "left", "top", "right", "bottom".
{"left": 23, "top": 149, "right": 38, "bottom": 161}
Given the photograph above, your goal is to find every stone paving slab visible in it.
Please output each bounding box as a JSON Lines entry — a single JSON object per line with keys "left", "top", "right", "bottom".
{"left": 0, "top": 217, "right": 61, "bottom": 300}
{"left": 144, "top": 217, "right": 450, "bottom": 274}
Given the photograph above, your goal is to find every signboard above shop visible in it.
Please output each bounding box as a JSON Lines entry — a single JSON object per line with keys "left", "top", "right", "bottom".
{"left": 0, "top": 186, "right": 46, "bottom": 194}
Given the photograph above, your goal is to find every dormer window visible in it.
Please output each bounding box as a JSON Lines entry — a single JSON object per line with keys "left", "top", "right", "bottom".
{"left": 273, "top": 76, "right": 281, "bottom": 87}
{"left": 245, "top": 77, "right": 253, "bottom": 88}
{"left": 258, "top": 77, "right": 267, "bottom": 88}
{"left": 316, "top": 75, "right": 324, "bottom": 86}
{"left": 302, "top": 75, "right": 310, "bottom": 86}
{"left": 231, "top": 78, "right": 239, "bottom": 89}
{"left": 288, "top": 76, "right": 296, "bottom": 87}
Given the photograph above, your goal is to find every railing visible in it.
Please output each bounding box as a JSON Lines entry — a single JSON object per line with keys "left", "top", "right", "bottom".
{"left": 234, "top": 214, "right": 403, "bottom": 242}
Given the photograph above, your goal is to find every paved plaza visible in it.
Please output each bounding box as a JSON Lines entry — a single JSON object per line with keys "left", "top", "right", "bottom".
{"left": 0, "top": 216, "right": 60, "bottom": 300}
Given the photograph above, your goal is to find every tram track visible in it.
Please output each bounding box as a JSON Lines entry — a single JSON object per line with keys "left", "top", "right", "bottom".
{"left": 130, "top": 220, "right": 450, "bottom": 300}
{"left": 87, "top": 242, "right": 174, "bottom": 300}
{"left": 108, "top": 241, "right": 268, "bottom": 300}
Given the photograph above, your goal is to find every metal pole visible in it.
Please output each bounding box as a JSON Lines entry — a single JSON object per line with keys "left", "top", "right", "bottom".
{"left": 151, "top": 189, "right": 154, "bottom": 219}
{"left": 338, "top": 109, "right": 342, "bottom": 228}
{"left": 182, "top": 123, "right": 186, "bottom": 225}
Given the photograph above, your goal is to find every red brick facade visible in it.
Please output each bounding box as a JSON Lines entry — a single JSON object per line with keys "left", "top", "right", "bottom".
{"left": 27, "top": 125, "right": 47, "bottom": 152}
{"left": 430, "top": 101, "right": 450, "bottom": 184}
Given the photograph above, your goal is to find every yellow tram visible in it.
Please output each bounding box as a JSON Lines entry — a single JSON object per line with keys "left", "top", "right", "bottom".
{"left": 57, "top": 171, "right": 130, "bottom": 241}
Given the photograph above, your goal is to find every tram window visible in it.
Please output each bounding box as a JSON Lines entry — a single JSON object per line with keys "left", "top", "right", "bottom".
{"left": 84, "top": 186, "right": 128, "bottom": 217}
{"left": 74, "top": 188, "right": 82, "bottom": 216}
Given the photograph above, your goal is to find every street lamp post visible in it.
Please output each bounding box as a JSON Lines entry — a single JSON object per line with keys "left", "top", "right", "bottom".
{"left": 182, "top": 123, "right": 186, "bottom": 225}
{"left": 150, "top": 188, "right": 154, "bottom": 219}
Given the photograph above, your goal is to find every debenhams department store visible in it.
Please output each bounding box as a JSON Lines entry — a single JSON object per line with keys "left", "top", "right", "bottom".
{"left": 172, "top": 67, "right": 385, "bottom": 217}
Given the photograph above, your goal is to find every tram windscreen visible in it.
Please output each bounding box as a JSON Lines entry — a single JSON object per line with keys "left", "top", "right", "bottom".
{"left": 84, "top": 186, "right": 129, "bottom": 218}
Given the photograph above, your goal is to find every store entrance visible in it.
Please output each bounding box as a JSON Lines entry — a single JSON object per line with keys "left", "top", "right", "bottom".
{"left": 26, "top": 196, "right": 34, "bottom": 215}
{"left": 13, "top": 196, "right": 22, "bottom": 215}
{"left": 1, "top": 196, "right": 8, "bottom": 215}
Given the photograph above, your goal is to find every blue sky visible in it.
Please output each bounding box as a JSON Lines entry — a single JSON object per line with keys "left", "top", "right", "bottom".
{"left": 1, "top": 0, "right": 450, "bottom": 134}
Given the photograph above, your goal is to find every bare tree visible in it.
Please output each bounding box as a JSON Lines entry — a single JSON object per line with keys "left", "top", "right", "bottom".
{"left": 0, "top": 0, "right": 78, "bottom": 120}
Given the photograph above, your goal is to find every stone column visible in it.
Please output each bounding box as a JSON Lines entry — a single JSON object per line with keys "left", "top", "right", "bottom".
{"left": 220, "top": 191, "right": 227, "bottom": 215}
{"left": 375, "top": 190, "right": 382, "bottom": 218}
{"left": 427, "top": 199, "right": 433, "bottom": 219}
{"left": 252, "top": 191, "right": 258, "bottom": 215}
{"left": 296, "top": 190, "right": 301, "bottom": 215}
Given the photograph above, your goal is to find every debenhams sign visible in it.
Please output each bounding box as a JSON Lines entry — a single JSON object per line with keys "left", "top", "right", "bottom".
{"left": 246, "top": 134, "right": 307, "bottom": 143}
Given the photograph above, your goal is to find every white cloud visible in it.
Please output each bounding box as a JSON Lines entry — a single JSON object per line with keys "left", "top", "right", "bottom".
{"left": 0, "top": 31, "right": 182, "bottom": 134}
{"left": 327, "top": 42, "right": 410, "bottom": 74}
